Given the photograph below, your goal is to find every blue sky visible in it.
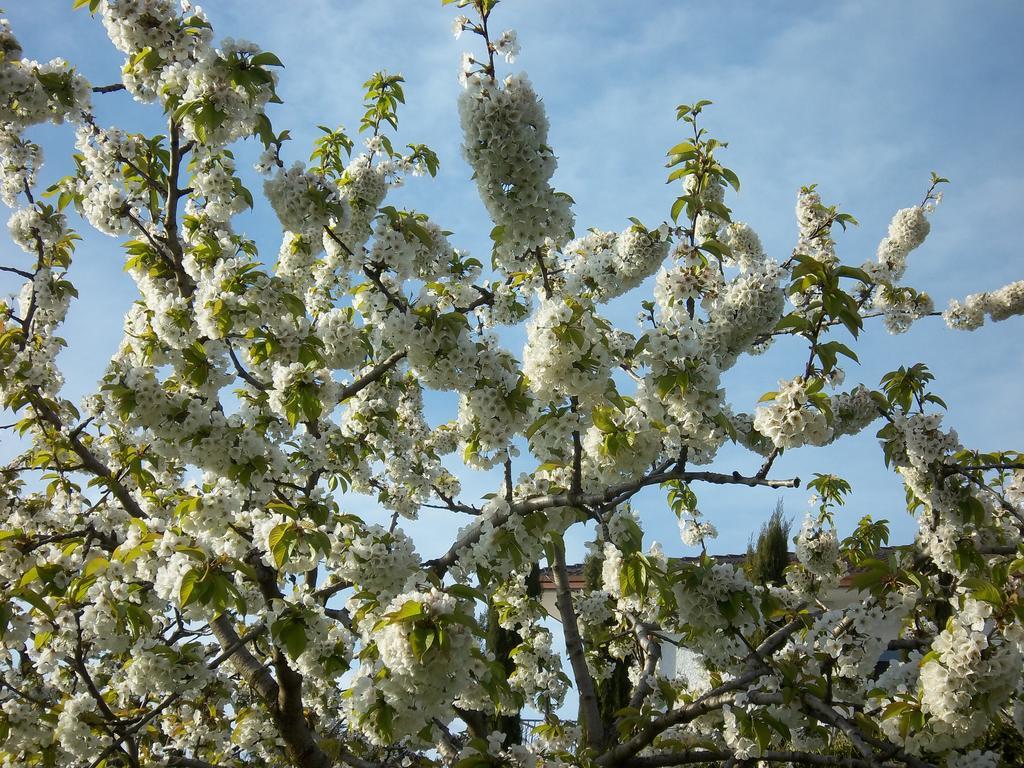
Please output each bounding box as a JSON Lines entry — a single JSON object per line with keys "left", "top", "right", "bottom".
{"left": 4, "top": 1, "right": 1023, "bottom": 563}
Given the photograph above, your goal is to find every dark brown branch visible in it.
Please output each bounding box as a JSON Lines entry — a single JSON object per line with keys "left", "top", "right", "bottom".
{"left": 428, "top": 466, "right": 799, "bottom": 577}
{"left": 597, "top": 614, "right": 810, "bottom": 766}
{"left": 452, "top": 283, "right": 495, "bottom": 313}
{"left": 504, "top": 455, "right": 514, "bottom": 505}
{"left": 117, "top": 152, "right": 163, "bottom": 192}
{"left": 30, "top": 391, "right": 147, "bottom": 520}
{"left": 17, "top": 528, "right": 94, "bottom": 554}
{"left": 0, "top": 264, "right": 34, "bottom": 279}
{"left": 362, "top": 263, "right": 408, "bottom": 311}
{"left": 570, "top": 397, "right": 583, "bottom": 498}
{"left": 802, "top": 694, "right": 879, "bottom": 765}
{"left": 550, "top": 536, "right": 604, "bottom": 748}
{"left": 431, "top": 485, "right": 482, "bottom": 515}
{"left": 627, "top": 750, "right": 904, "bottom": 768}
{"left": 208, "top": 615, "right": 278, "bottom": 703}
{"left": 534, "top": 247, "right": 554, "bottom": 298}
{"left": 313, "top": 578, "right": 354, "bottom": 603}
{"left": 248, "top": 560, "right": 333, "bottom": 768}
{"left": 163, "top": 119, "right": 195, "bottom": 296}
{"left": 598, "top": 666, "right": 769, "bottom": 766}
{"left": 74, "top": 614, "right": 137, "bottom": 768}
{"left": 337, "top": 349, "right": 406, "bottom": 401}
{"left": 87, "top": 619, "right": 267, "bottom": 768}
{"left": 226, "top": 341, "right": 267, "bottom": 390}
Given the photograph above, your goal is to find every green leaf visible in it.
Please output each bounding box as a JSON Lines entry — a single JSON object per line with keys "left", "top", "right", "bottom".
{"left": 179, "top": 568, "right": 200, "bottom": 607}
{"left": 670, "top": 197, "right": 686, "bottom": 223}
{"left": 666, "top": 141, "right": 696, "bottom": 156}
{"left": 721, "top": 167, "right": 740, "bottom": 192}
{"left": 962, "top": 576, "right": 1002, "bottom": 607}
{"left": 591, "top": 407, "right": 616, "bottom": 433}
{"left": 386, "top": 600, "right": 425, "bottom": 623}
{"left": 447, "top": 584, "right": 486, "bottom": 602}
{"left": 18, "top": 588, "right": 55, "bottom": 620}
{"left": 409, "top": 623, "right": 435, "bottom": 660}
{"left": 268, "top": 523, "right": 294, "bottom": 568}
{"left": 277, "top": 619, "right": 308, "bottom": 659}
{"left": 250, "top": 51, "right": 284, "bottom": 68}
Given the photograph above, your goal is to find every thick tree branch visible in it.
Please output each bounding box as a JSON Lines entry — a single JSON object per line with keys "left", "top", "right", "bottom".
{"left": 598, "top": 614, "right": 810, "bottom": 766}
{"left": 626, "top": 750, "right": 906, "bottom": 768}
{"left": 627, "top": 619, "right": 662, "bottom": 711}
{"left": 337, "top": 350, "right": 406, "bottom": 401}
{"left": 428, "top": 466, "right": 799, "bottom": 576}
{"left": 226, "top": 341, "right": 267, "bottom": 390}
{"left": 249, "top": 559, "right": 334, "bottom": 768}
{"left": 208, "top": 615, "right": 278, "bottom": 702}
{"left": 29, "top": 391, "right": 148, "bottom": 520}
{"left": 551, "top": 536, "right": 604, "bottom": 749}
{"left": 163, "top": 118, "right": 195, "bottom": 296}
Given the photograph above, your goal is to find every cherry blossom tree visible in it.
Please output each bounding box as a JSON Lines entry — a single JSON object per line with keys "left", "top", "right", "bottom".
{"left": 2, "top": 1, "right": 1023, "bottom": 767}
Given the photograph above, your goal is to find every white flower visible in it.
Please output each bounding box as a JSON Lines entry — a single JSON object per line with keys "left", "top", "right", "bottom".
{"left": 494, "top": 29, "right": 520, "bottom": 63}
{"left": 452, "top": 15, "right": 470, "bottom": 38}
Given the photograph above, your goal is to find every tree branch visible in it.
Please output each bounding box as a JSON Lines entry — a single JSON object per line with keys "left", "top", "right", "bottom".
{"left": 337, "top": 350, "right": 406, "bottom": 401}
{"left": 551, "top": 535, "right": 604, "bottom": 749}
{"left": 29, "top": 391, "right": 148, "bottom": 520}
{"left": 598, "top": 614, "right": 810, "bottom": 766}
{"left": 627, "top": 619, "right": 662, "bottom": 711}
{"left": 626, "top": 750, "right": 906, "bottom": 768}
{"left": 428, "top": 466, "right": 799, "bottom": 577}
{"left": 227, "top": 340, "right": 267, "bottom": 390}
{"left": 249, "top": 559, "right": 334, "bottom": 768}
{"left": 0, "top": 264, "right": 34, "bottom": 279}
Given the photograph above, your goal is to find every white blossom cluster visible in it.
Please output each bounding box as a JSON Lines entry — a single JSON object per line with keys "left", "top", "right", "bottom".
{"left": 0, "top": 42, "right": 90, "bottom": 130}
{"left": 654, "top": 256, "right": 725, "bottom": 324}
{"left": 671, "top": 561, "right": 758, "bottom": 667}
{"left": 865, "top": 206, "right": 937, "bottom": 333}
{"left": 264, "top": 161, "right": 349, "bottom": 241}
{"left": 795, "top": 187, "right": 837, "bottom": 264}
{"left": 793, "top": 517, "right": 840, "bottom": 577}
{"left": 943, "top": 279, "right": 1024, "bottom": 330}
{"left": 176, "top": 37, "right": 279, "bottom": 146}
{"left": 456, "top": 351, "right": 531, "bottom": 469}
{"left": 523, "top": 296, "right": 612, "bottom": 400}
{"left": 720, "top": 220, "right": 768, "bottom": 272}
{"left": 351, "top": 587, "right": 484, "bottom": 744}
{"left": 827, "top": 384, "right": 879, "bottom": 442}
{"left": 753, "top": 377, "right": 833, "bottom": 449}
{"left": 73, "top": 124, "right": 146, "bottom": 236}
{"left": 877, "top": 598, "right": 1023, "bottom": 755}
{"left": 0, "top": 22, "right": 90, "bottom": 203}
{"left": 873, "top": 284, "right": 935, "bottom": 334}
{"left": 459, "top": 73, "right": 574, "bottom": 272}
{"left": 868, "top": 206, "right": 931, "bottom": 284}
{"left": 562, "top": 224, "right": 670, "bottom": 302}
{"left": 98, "top": 0, "right": 213, "bottom": 102}
{"left": 582, "top": 403, "right": 662, "bottom": 485}
{"left": 698, "top": 260, "right": 786, "bottom": 368}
